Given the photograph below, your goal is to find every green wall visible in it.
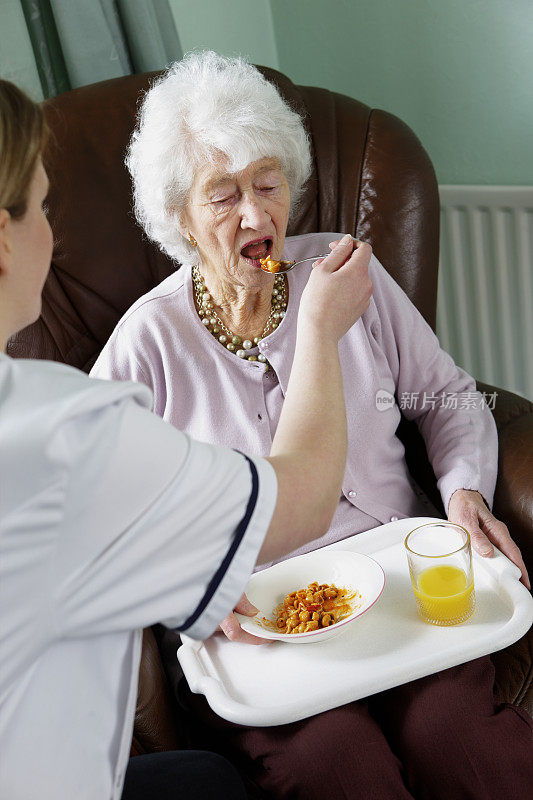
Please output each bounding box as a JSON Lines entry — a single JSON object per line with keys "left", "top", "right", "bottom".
{"left": 269, "top": 0, "right": 533, "bottom": 185}
{"left": 2, "top": 0, "right": 532, "bottom": 184}
{"left": 169, "top": 0, "right": 533, "bottom": 185}
{"left": 168, "top": 0, "right": 279, "bottom": 73}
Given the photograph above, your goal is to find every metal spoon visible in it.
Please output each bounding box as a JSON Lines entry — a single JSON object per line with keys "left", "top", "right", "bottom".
{"left": 259, "top": 254, "right": 331, "bottom": 274}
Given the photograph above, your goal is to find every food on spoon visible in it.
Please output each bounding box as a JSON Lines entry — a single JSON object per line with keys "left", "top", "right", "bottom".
{"left": 259, "top": 256, "right": 295, "bottom": 273}
{"left": 261, "top": 582, "right": 361, "bottom": 634}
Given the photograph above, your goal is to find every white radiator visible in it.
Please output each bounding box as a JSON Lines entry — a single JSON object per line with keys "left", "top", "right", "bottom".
{"left": 437, "top": 186, "right": 533, "bottom": 401}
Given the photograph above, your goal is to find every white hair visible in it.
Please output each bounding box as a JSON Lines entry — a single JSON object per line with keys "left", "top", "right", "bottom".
{"left": 126, "top": 51, "right": 312, "bottom": 265}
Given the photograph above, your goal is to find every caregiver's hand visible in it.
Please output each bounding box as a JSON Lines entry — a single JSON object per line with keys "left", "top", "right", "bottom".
{"left": 299, "top": 234, "right": 373, "bottom": 340}
{"left": 448, "top": 489, "right": 530, "bottom": 589}
{"left": 219, "top": 592, "right": 270, "bottom": 645}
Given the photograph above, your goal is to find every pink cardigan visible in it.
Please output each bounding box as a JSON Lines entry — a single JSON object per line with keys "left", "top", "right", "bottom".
{"left": 91, "top": 232, "right": 497, "bottom": 559}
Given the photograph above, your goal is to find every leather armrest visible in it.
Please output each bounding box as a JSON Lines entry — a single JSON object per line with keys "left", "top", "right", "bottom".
{"left": 477, "top": 381, "right": 533, "bottom": 570}
{"left": 476, "top": 381, "right": 533, "bottom": 431}
{"left": 131, "top": 628, "right": 184, "bottom": 755}
{"left": 475, "top": 382, "right": 533, "bottom": 717}
{"left": 491, "top": 628, "right": 533, "bottom": 717}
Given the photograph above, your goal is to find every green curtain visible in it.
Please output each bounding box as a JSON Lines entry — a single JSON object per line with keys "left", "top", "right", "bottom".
{"left": 18, "top": 0, "right": 183, "bottom": 99}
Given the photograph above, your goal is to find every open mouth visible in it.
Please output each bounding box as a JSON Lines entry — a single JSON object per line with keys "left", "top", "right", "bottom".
{"left": 240, "top": 238, "right": 273, "bottom": 266}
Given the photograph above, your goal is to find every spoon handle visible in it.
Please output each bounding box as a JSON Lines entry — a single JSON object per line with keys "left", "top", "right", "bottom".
{"left": 291, "top": 253, "right": 331, "bottom": 266}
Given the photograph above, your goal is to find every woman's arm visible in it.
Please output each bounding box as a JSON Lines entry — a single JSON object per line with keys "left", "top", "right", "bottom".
{"left": 261, "top": 236, "right": 373, "bottom": 562}
{"left": 360, "top": 247, "right": 528, "bottom": 586}
{"left": 221, "top": 237, "right": 373, "bottom": 644}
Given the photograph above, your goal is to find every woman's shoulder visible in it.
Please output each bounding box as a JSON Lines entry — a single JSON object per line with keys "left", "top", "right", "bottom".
{"left": 90, "top": 267, "right": 197, "bottom": 382}
{"left": 283, "top": 231, "right": 344, "bottom": 261}
{"left": 284, "top": 233, "right": 393, "bottom": 289}
{"left": 283, "top": 233, "right": 391, "bottom": 307}
{"left": 116, "top": 268, "right": 189, "bottom": 332}
{"left": 284, "top": 233, "right": 394, "bottom": 281}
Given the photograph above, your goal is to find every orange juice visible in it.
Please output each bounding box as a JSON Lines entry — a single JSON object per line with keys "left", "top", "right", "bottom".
{"left": 412, "top": 565, "right": 475, "bottom": 625}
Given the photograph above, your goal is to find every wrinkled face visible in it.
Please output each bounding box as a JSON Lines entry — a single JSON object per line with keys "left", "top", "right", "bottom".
{"left": 181, "top": 156, "right": 291, "bottom": 288}
{"left": 5, "top": 159, "right": 53, "bottom": 333}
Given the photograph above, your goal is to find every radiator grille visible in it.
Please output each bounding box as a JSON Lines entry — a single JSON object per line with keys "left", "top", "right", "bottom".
{"left": 437, "top": 186, "right": 533, "bottom": 400}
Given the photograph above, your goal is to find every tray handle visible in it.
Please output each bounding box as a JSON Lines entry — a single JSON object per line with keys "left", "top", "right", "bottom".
{"left": 178, "top": 639, "right": 222, "bottom": 696}
{"left": 475, "top": 544, "right": 522, "bottom": 584}
{"left": 474, "top": 544, "right": 531, "bottom": 613}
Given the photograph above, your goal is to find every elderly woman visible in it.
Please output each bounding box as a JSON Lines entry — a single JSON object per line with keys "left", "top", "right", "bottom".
{"left": 92, "top": 53, "right": 532, "bottom": 800}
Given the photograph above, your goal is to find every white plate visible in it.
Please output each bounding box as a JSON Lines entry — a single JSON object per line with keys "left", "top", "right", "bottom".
{"left": 178, "top": 517, "right": 533, "bottom": 727}
{"left": 235, "top": 550, "right": 385, "bottom": 643}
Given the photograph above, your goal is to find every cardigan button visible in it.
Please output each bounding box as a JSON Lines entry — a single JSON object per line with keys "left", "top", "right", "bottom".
{"left": 390, "top": 515, "right": 399, "bottom": 522}
{"left": 348, "top": 490, "right": 357, "bottom": 498}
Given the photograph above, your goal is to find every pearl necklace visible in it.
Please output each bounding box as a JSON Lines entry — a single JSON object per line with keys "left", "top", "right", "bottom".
{"left": 192, "top": 265, "right": 287, "bottom": 369}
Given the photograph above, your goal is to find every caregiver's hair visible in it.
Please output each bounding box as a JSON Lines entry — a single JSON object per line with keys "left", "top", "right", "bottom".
{"left": 126, "top": 51, "right": 312, "bottom": 265}
{"left": 0, "top": 80, "right": 46, "bottom": 220}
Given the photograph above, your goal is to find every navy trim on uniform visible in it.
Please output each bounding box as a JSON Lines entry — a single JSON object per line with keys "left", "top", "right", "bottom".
{"left": 177, "top": 454, "right": 260, "bottom": 632}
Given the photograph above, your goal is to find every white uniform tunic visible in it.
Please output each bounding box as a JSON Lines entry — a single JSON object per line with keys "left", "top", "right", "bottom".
{"left": 0, "top": 353, "right": 277, "bottom": 800}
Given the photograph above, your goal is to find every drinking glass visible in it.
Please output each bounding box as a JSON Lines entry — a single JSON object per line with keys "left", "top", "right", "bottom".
{"left": 404, "top": 522, "right": 475, "bottom": 626}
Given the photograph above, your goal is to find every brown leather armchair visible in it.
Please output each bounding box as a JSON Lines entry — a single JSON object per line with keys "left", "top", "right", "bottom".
{"left": 8, "top": 68, "right": 532, "bottom": 757}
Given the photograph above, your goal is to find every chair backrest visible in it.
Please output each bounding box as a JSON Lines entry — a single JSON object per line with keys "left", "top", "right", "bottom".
{"left": 7, "top": 66, "right": 439, "bottom": 369}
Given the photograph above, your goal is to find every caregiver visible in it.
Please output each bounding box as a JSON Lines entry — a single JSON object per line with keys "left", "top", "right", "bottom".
{"left": 0, "top": 77, "right": 367, "bottom": 800}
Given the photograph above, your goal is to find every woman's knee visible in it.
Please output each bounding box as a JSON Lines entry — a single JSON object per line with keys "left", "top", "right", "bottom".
{"left": 243, "top": 704, "right": 410, "bottom": 800}
{"left": 385, "top": 659, "right": 498, "bottom": 750}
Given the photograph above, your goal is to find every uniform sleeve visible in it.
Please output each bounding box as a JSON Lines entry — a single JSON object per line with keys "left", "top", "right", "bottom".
{"left": 52, "top": 396, "right": 277, "bottom": 641}
{"left": 369, "top": 255, "right": 498, "bottom": 513}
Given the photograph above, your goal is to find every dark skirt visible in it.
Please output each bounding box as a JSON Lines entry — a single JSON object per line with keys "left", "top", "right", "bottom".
{"left": 182, "top": 655, "right": 533, "bottom": 800}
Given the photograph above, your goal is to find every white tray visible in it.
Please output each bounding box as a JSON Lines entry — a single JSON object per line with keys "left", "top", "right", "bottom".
{"left": 178, "top": 517, "right": 533, "bottom": 726}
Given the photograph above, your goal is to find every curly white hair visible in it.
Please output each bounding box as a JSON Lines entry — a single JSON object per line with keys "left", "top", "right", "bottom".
{"left": 126, "top": 51, "right": 312, "bottom": 265}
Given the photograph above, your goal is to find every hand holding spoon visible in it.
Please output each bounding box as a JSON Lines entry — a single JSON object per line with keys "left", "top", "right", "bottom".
{"left": 260, "top": 238, "right": 362, "bottom": 274}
